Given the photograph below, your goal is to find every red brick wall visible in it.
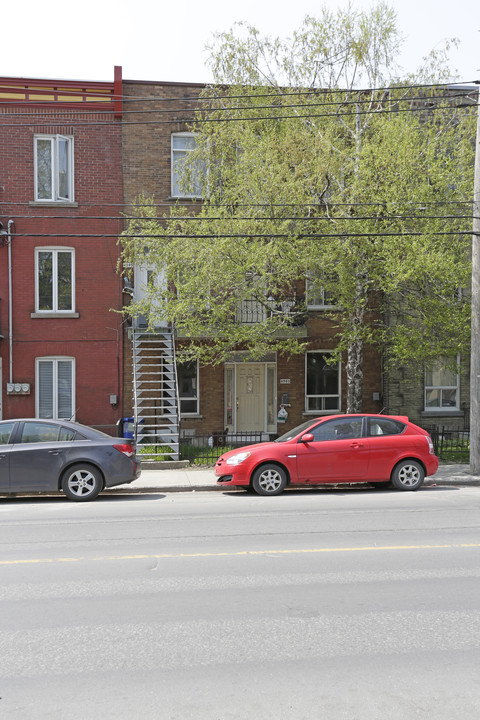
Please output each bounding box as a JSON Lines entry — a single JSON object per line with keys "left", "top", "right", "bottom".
{"left": 0, "top": 98, "right": 124, "bottom": 430}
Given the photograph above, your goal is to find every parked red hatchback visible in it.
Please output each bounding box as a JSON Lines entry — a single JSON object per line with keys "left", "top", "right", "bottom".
{"left": 215, "top": 414, "right": 438, "bottom": 495}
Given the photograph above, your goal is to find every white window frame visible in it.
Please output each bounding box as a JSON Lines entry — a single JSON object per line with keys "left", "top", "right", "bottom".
{"left": 34, "top": 247, "right": 75, "bottom": 314}
{"left": 35, "top": 357, "right": 75, "bottom": 420}
{"left": 306, "top": 278, "right": 337, "bottom": 310}
{"left": 34, "top": 134, "right": 74, "bottom": 202}
{"left": 305, "top": 350, "right": 341, "bottom": 413}
{"left": 424, "top": 356, "right": 460, "bottom": 411}
{"left": 177, "top": 359, "right": 199, "bottom": 416}
{"left": 171, "top": 132, "right": 203, "bottom": 199}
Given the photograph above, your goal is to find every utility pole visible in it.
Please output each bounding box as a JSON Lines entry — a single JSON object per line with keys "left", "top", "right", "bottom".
{"left": 470, "top": 85, "right": 480, "bottom": 474}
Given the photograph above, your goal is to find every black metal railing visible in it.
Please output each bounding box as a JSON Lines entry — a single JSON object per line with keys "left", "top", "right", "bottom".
{"left": 180, "top": 431, "right": 266, "bottom": 465}
{"left": 423, "top": 424, "right": 470, "bottom": 462}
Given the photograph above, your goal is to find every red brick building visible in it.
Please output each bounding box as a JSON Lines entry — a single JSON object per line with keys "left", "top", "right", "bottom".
{"left": 0, "top": 70, "right": 124, "bottom": 432}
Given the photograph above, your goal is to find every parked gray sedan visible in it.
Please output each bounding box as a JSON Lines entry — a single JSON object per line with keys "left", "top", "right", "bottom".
{"left": 0, "top": 419, "right": 141, "bottom": 501}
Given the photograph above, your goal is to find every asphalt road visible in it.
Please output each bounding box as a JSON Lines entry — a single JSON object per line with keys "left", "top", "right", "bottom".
{"left": 1, "top": 485, "right": 480, "bottom": 719}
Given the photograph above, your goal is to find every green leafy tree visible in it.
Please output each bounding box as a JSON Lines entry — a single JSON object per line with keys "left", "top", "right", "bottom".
{"left": 121, "top": 2, "right": 475, "bottom": 412}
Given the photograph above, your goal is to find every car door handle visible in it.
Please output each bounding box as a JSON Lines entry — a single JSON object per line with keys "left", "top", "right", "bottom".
{"left": 48, "top": 449, "right": 60, "bottom": 455}
{"left": 350, "top": 442, "right": 364, "bottom": 448}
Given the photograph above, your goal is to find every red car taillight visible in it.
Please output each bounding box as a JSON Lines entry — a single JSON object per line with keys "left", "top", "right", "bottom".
{"left": 113, "top": 443, "right": 135, "bottom": 458}
{"left": 426, "top": 435, "right": 435, "bottom": 455}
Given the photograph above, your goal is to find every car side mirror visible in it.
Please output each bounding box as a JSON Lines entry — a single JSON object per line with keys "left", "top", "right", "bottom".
{"left": 300, "top": 433, "right": 314, "bottom": 443}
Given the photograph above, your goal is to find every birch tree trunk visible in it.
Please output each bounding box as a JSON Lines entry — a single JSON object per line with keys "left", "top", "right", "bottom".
{"left": 345, "top": 300, "right": 366, "bottom": 413}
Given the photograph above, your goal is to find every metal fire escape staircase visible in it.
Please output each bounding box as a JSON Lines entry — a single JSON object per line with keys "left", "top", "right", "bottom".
{"left": 132, "top": 325, "right": 180, "bottom": 461}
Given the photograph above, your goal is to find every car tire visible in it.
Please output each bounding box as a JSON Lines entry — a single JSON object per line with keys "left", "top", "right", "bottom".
{"left": 251, "top": 464, "right": 287, "bottom": 496}
{"left": 61, "top": 464, "right": 104, "bottom": 502}
{"left": 371, "top": 481, "right": 392, "bottom": 489}
{"left": 391, "top": 460, "right": 424, "bottom": 491}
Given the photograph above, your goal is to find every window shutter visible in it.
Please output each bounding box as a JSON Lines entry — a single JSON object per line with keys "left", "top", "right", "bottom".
{"left": 38, "top": 361, "right": 54, "bottom": 419}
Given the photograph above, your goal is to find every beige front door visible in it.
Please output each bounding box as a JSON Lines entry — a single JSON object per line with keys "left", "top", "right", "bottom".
{"left": 236, "top": 364, "right": 265, "bottom": 431}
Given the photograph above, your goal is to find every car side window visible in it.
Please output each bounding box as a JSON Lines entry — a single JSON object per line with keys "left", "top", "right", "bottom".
{"left": 311, "top": 418, "right": 363, "bottom": 441}
{"left": 59, "top": 427, "right": 76, "bottom": 441}
{"left": 367, "top": 418, "right": 405, "bottom": 437}
{"left": 0, "top": 423, "right": 15, "bottom": 445}
{"left": 21, "top": 422, "right": 59, "bottom": 443}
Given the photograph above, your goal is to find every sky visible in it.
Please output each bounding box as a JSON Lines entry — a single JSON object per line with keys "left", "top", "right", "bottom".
{"left": 2, "top": 0, "right": 479, "bottom": 85}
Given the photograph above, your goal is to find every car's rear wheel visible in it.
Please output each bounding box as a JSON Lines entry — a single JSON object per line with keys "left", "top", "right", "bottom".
{"left": 251, "top": 464, "right": 287, "bottom": 496}
{"left": 61, "top": 464, "right": 103, "bottom": 502}
{"left": 391, "top": 460, "right": 424, "bottom": 491}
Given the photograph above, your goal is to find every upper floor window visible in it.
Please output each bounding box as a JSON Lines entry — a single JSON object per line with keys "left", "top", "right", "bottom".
{"left": 236, "top": 272, "right": 266, "bottom": 324}
{"left": 306, "top": 278, "right": 336, "bottom": 309}
{"left": 34, "top": 135, "right": 74, "bottom": 202}
{"left": 305, "top": 351, "right": 341, "bottom": 412}
{"left": 35, "top": 248, "right": 75, "bottom": 313}
{"left": 171, "top": 133, "right": 204, "bottom": 198}
{"left": 425, "top": 357, "right": 459, "bottom": 411}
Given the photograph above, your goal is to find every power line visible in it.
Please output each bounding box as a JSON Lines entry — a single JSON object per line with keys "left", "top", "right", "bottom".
{"left": 0, "top": 99, "right": 476, "bottom": 128}
{"left": 2, "top": 199, "right": 474, "bottom": 209}
{"left": 3, "top": 213, "right": 476, "bottom": 222}
{"left": 8, "top": 230, "right": 474, "bottom": 239}
{"left": 0, "top": 78, "right": 475, "bottom": 106}
{"left": 2, "top": 89, "right": 474, "bottom": 120}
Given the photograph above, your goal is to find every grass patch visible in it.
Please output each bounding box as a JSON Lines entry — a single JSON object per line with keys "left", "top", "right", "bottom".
{"left": 439, "top": 448, "right": 469, "bottom": 463}
{"left": 138, "top": 444, "right": 174, "bottom": 460}
{"left": 180, "top": 443, "right": 237, "bottom": 466}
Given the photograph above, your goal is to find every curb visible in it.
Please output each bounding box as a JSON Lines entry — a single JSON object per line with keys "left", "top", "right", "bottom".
{"left": 105, "top": 479, "right": 480, "bottom": 494}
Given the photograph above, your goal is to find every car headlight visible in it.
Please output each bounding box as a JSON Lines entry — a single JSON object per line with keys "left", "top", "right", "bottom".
{"left": 226, "top": 451, "right": 251, "bottom": 466}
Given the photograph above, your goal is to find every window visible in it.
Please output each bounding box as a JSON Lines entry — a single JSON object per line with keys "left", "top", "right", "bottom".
{"left": 19, "top": 422, "right": 78, "bottom": 443}
{"left": 367, "top": 418, "right": 405, "bottom": 436}
{"left": 34, "top": 135, "right": 74, "bottom": 202}
{"left": 0, "top": 423, "right": 15, "bottom": 445}
{"left": 305, "top": 351, "right": 341, "bottom": 412}
{"left": 36, "top": 358, "right": 75, "bottom": 420}
{"left": 425, "top": 357, "right": 459, "bottom": 410}
{"left": 35, "top": 248, "right": 74, "bottom": 313}
{"left": 236, "top": 272, "right": 267, "bottom": 324}
{"left": 21, "top": 421, "right": 59, "bottom": 443}
{"left": 310, "top": 417, "right": 362, "bottom": 441}
{"left": 171, "top": 133, "right": 204, "bottom": 198}
{"left": 177, "top": 360, "right": 199, "bottom": 415}
{"left": 306, "top": 278, "right": 336, "bottom": 309}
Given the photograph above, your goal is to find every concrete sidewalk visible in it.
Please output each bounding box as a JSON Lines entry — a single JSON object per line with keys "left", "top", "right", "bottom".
{"left": 109, "top": 463, "right": 480, "bottom": 494}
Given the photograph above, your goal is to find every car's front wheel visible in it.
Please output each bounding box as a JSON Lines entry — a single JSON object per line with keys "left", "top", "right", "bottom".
{"left": 61, "top": 464, "right": 103, "bottom": 501}
{"left": 251, "top": 464, "right": 287, "bottom": 496}
{"left": 391, "top": 460, "right": 424, "bottom": 491}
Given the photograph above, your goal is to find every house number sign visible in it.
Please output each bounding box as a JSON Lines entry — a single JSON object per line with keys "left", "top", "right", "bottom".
{"left": 279, "top": 379, "right": 291, "bottom": 384}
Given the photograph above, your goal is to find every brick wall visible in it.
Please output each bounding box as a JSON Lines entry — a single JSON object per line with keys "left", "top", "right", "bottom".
{"left": 0, "top": 92, "right": 124, "bottom": 428}
{"left": 120, "top": 79, "right": 384, "bottom": 434}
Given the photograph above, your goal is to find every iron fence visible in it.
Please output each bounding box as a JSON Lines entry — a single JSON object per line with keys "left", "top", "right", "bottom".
{"left": 180, "top": 431, "right": 267, "bottom": 465}
{"left": 423, "top": 424, "right": 470, "bottom": 462}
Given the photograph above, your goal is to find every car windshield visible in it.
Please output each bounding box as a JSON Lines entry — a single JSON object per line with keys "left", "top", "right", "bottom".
{"left": 275, "top": 419, "right": 318, "bottom": 443}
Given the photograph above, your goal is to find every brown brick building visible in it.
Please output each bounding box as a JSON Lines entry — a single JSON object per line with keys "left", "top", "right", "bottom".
{"left": 121, "top": 78, "right": 384, "bottom": 454}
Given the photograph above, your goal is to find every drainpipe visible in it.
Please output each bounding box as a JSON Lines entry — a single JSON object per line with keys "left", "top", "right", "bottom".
{"left": 7, "top": 220, "right": 13, "bottom": 383}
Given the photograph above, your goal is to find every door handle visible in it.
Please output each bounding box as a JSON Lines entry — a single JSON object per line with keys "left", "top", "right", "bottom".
{"left": 350, "top": 442, "right": 364, "bottom": 448}
{"left": 48, "top": 450, "right": 60, "bottom": 455}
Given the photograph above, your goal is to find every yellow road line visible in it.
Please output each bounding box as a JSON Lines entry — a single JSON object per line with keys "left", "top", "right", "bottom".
{"left": 1, "top": 543, "right": 480, "bottom": 566}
